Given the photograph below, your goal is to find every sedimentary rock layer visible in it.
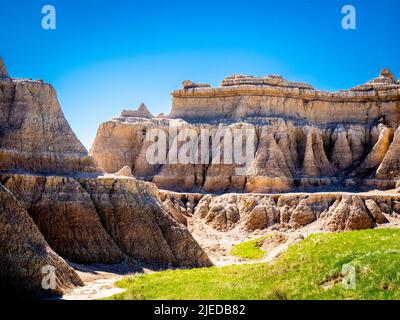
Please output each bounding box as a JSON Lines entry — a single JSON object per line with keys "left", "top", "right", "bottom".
{"left": 0, "top": 60, "right": 212, "bottom": 298}
{"left": 0, "top": 76, "right": 101, "bottom": 175}
{"left": 170, "top": 71, "right": 400, "bottom": 125}
{"left": 0, "top": 173, "right": 212, "bottom": 268}
{"left": 0, "top": 182, "right": 83, "bottom": 299}
{"left": 91, "top": 70, "right": 400, "bottom": 193}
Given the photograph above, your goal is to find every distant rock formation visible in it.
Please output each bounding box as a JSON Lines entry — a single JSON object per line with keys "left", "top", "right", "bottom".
{"left": 182, "top": 80, "right": 211, "bottom": 90}
{"left": 0, "top": 59, "right": 102, "bottom": 176}
{"left": 351, "top": 68, "right": 399, "bottom": 91}
{"left": 0, "top": 57, "right": 10, "bottom": 79}
{"left": 120, "top": 103, "right": 153, "bottom": 119}
{"left": 91, "top": 69, "right": 400, "bottom": 193}
{"left": 170, "top": 71, "right": 400, "bottom": 123}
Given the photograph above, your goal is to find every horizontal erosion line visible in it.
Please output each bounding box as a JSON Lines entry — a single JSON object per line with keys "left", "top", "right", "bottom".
{"left": 171, "top": 90, "right": 400, "bottom": 103}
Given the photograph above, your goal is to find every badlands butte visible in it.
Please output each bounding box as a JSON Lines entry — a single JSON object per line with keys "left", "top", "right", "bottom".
{"left": 2, "top": 55, "right": 400, "bottom": 298}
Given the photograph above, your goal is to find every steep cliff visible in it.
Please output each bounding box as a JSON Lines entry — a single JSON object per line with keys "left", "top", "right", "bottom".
{"left": 0, "top": 71, "right": 102, "bottom": 175}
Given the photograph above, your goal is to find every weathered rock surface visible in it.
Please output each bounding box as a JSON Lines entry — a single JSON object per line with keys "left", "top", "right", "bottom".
{"left": 0, "top": 182, "right": 83, "bottom": 298}
{"left": 182, "top": 80, "right": 211, "bottom": 90}
{"left": 0, "top": 174, "right": 212, "bottom": 268}
{"left": 0, "top": 60, "right": 212, "bottom": 298}
{"left": 79, "top": 178, "right": 211, "bottom": 267}
{"left": 91, "top": 70, "right": 400, "bottom": 193}
{"left": 170, "top": 71, "right": 400, "bottom": 125}
{"left": 115, "top": 165, "right": 133, "bottom": 177}
{"left": 0, "top": 174, "right": 125, "bottom": 264}
{"left": 120, "top": 103, "right": 153, "bottom": 119}
{"left": 191, "top": 192, "right": 393, "bottom": 232}
{"left": 0, "top": 73, "right": 101, "bottom": 175}
{"left": 377, "top": 126, "right": 400, "bottom": 179}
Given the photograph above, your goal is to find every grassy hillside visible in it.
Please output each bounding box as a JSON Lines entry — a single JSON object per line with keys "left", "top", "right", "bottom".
{"left": 106, "top": 229, "right": 400, "bottom": 300}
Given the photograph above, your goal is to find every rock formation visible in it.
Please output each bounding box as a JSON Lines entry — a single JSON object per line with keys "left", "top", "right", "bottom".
{"left": 188, "top": 192, "right": 395, "bottom": 232}
{"left": 120, "top": 103, "right": 154, "bottom": 119}
{"left": 0, "top": 70, "right": 101, "bottom": 175}
{"left": 0, "top": 57, "right": 10, "bottom": 79}
{"left": 182, "top": 80, "right": 211, "bottom": 90}
{"left": 0, "top": 59, "right": 212, "bottom": 298}
{"left": 91, "top": 70, "right": 400, "bottom": 193}
{"left": 0, "top": 182, "right": 83, "bottom": 298}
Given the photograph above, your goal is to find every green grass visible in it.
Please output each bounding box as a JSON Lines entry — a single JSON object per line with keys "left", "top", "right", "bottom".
{"left": 106, "top": 229, "right": 400, "bottom": 300}
{"left": 230, "top": 236, "right": 270, "bottom": 260}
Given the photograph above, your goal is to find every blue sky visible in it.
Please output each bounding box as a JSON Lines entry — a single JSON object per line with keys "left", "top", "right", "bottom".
{"left": 1, "top": 0, "right": 399, "bottom": 148}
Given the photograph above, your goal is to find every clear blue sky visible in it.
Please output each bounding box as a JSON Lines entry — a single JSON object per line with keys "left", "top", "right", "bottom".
{"left": 1, "top": 0, "right": 399, "bottom": 149}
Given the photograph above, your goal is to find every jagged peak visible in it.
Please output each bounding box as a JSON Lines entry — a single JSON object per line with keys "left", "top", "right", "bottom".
{"left": 120, "top": 103, "right": 154, "bottom": 118}
{"left": 379, "top": 68, "right": 395, "bottom": 81}
{"left": 350, "top": 68, "right": 399, "bottom": 91}
{"left": 0, "top": 57, "right": 10, "bottom": 79}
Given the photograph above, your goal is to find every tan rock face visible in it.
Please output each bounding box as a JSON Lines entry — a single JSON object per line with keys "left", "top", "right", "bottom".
{"left": 91, "top": 70, "right": 400, "bottom": 193}
{"left": 0, "top": 182, "right": 83, "bottom": 298}
{"left": 1, "top": 174, "right": 125, "bottom": 264}
{"left": 364, "top": 199, "right": 389, "bottom": 224}
{"left": 0, "top": 77, "right": 101, "bottom": 175}
{"left": 0, "top": 173, "right": 212, "bottom": 268}
{"left": 377, "top": 126, "right": 400, "bottom": 179}
{"left": 79, "top": 177, "right": 211, "bottom": 267}
{"left": 0, "top": 60, "right": 212, "bottom": 297}
{"left": 91, "top": 120, "right": 396, "bottom": 193}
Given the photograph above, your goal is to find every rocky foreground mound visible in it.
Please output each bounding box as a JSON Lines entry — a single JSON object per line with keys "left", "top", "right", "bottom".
{"left": 91, "top": 70, "right": 400, "bottom": 193}
{"left": 0, "top": 183, "right": 83, "bottom": 298}
{"left": 0, "top": 59, "right": 211, "bottom": 299}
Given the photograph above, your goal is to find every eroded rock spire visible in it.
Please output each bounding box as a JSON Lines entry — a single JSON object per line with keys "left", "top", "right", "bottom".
{"left": 120, "top": 102, "right": 154, "bottom": 118}
{"left": 0, "top": 57, "right": 10, "bottom": 79}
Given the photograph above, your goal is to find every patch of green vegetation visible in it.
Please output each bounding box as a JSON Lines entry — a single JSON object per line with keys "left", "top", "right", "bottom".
{"left": 230, "top": 236, "right": 269, "bottom": 260}
{"left": 106, "top": 229, "right": 400, "bottom": 300}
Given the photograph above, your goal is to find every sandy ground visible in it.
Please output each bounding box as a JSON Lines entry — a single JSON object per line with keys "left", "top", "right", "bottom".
{"left": 62, "top": 260, "right": 158, "bottom": 300}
